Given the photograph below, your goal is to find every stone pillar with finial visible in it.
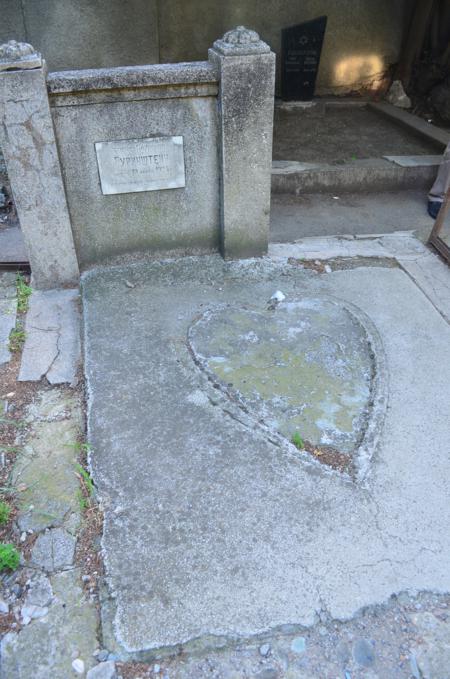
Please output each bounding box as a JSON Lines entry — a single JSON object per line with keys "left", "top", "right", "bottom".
{"left": 0, "top": 40, "right": 79, "bottom": 289}
{"left": 209, "top": 27, "right": 275, "bottom": 259}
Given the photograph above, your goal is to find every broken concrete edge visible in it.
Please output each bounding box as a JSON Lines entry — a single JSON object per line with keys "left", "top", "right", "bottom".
{"left": 98, "top": 581, "right": 450, "bottom": 663}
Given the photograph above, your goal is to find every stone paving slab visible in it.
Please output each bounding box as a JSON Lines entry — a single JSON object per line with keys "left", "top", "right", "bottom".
{"left": 0, "top": 271, "right": 16, "bottom": 365}
{"left": 19, "top": 288, "right": 81, "bottom": 384}
{"left": 1, "top": 569, "right": 98, "bottom": 679}
{"left": 83, "top": 251, "right": 450, "bottom": 656}
{"left": 0, "top": 226, "right": 28, "bottom": 264}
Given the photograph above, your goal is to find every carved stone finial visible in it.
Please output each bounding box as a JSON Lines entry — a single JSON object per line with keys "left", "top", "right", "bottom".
{"left": 213, "top": 26, "right": 270, "bottom": 56}
{"left": 0, "top": 40, "right": 42, "bottom": 71}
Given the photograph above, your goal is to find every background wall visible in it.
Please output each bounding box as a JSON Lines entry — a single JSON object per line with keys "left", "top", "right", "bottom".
{"left": 1, "top": 0, "right": 411, "bottom": 93}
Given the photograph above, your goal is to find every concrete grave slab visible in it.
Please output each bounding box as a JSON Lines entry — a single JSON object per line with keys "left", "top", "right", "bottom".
{"left": 83, "top": 247, "right": 450, "bottom": 656}
{"left": 19, "top": 289, "right": 81, "bottom": 385}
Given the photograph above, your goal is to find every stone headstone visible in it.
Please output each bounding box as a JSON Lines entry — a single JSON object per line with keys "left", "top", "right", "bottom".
{"left": 281, "top": 16, "right": 327, "bottom": 101}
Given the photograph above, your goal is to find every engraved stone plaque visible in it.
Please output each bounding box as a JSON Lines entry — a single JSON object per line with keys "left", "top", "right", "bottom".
{"left": 95, "top": 136, "right": 185, "bottom": 195}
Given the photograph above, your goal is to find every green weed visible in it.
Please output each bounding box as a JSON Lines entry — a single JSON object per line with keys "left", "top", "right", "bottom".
{"left": 75, "top": 463, "right": 95, "bottom": 496}
{"left": 0, "top": 502, "right": 11, "bottom": 525}
{"left": 291, "top": 431, "right": 305, "bottom": 450}
{"left": 67, "top": 442, "right": 92, "bottom": 455}
{"left": 75, "top": 462, "right": 95, "bottom": 511}
{"left": 8, "top": 327, "right": 26, "bottom": 352}
{"left": 0, "top": 543, "right": 20, "bottom": 571}
{"left": 16, "top": 273, "right": 32, "bottom": 313}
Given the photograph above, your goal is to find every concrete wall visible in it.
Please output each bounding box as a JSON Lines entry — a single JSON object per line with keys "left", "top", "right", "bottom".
{"left": 160, "top": 1, "right": 410, "bottom": 95}
{"left": 0, "top": 0, "right": 159, "bottom": 71}
{"left": 48, "top": 65, "right": 220, "bottom": 268}
{"left": 0, "top": 0, "right": 410, "bottom": 94}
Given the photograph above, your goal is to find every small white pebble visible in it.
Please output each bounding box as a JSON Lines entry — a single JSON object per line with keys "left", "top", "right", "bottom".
{"left": 333, "top": 196, "right": 340, "bottom": 200}
{"left": 154, "top": 664, "right": 161, "bottom": 673}
{"left": 259, "top": 643, "right": 271, "bottom": 657}
{"left": 20, "top": 532, "right": 26, "bottom": 543}
{"left": 324, "top": 265, "right": 332, "bottom": 274}
{"left": 270, "top": 290, "right": 285, "bottom": 302}
{"left": 72, "top": 658, "right": 85, "bottom": 674}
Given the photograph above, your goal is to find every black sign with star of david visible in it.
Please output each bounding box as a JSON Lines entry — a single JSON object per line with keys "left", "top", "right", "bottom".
{"left": 281, "top": 16, "right": 327, "bottom": 101}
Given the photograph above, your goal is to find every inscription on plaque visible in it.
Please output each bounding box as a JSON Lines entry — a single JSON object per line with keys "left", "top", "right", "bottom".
{"left": 95, "top": 136, "right": 185, "bottom": 195}
{"left": 281, "top": 16, "right": 327, "bottom": 101}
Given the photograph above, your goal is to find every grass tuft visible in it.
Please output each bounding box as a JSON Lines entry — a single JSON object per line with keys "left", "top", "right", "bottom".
{"left": 16, "top": 273, "right": 32, "bottom": 313}
{"left": 0, "top": 543, "right": 20, "bottom": 571}
{"left": 0, "top": 501, "right": 11, "bottom": 525}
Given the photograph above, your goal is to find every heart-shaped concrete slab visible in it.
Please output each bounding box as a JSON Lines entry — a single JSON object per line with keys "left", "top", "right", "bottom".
{"left": 188, "top": 297, "right": 387, "bottom": 478}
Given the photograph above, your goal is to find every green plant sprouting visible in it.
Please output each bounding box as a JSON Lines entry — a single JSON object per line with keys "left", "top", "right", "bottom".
{"left": 291, "top": 431, "right": 305, "bottom": 450}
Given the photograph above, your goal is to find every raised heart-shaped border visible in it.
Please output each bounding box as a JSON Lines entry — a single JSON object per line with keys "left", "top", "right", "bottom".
{"left": 187, "top": 295, "right": 388, "bottom": 484}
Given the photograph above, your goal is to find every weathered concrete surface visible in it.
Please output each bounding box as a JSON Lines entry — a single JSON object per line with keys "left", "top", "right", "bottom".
{"left": 0, "top": 569, "right": 98, "bottom": 679}
{"left": 83, "top": 247, "right": 450, "bottom": 655}
{"left": 0, "top": 61, "right": 79, "bottom": 289}
{"left": 269, "top": 232, "right": 450, "bottom": 324}
{"left": 19, "top": 289, "right": 81, "bottom": 384}
{"left": 0, "top": 272, "right": 16, "bottom": 365}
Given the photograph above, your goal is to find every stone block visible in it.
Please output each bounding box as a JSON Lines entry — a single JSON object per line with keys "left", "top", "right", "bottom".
{"left": 209, "top": 27, "right": 275, "bottom": 258}
{"left": 0, "top": 44, "right": 79, "bottom": 289}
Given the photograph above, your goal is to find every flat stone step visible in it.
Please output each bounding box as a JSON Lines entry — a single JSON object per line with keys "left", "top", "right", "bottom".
{"left": 271, "top": 156, "right": 440, "bottom": 195}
